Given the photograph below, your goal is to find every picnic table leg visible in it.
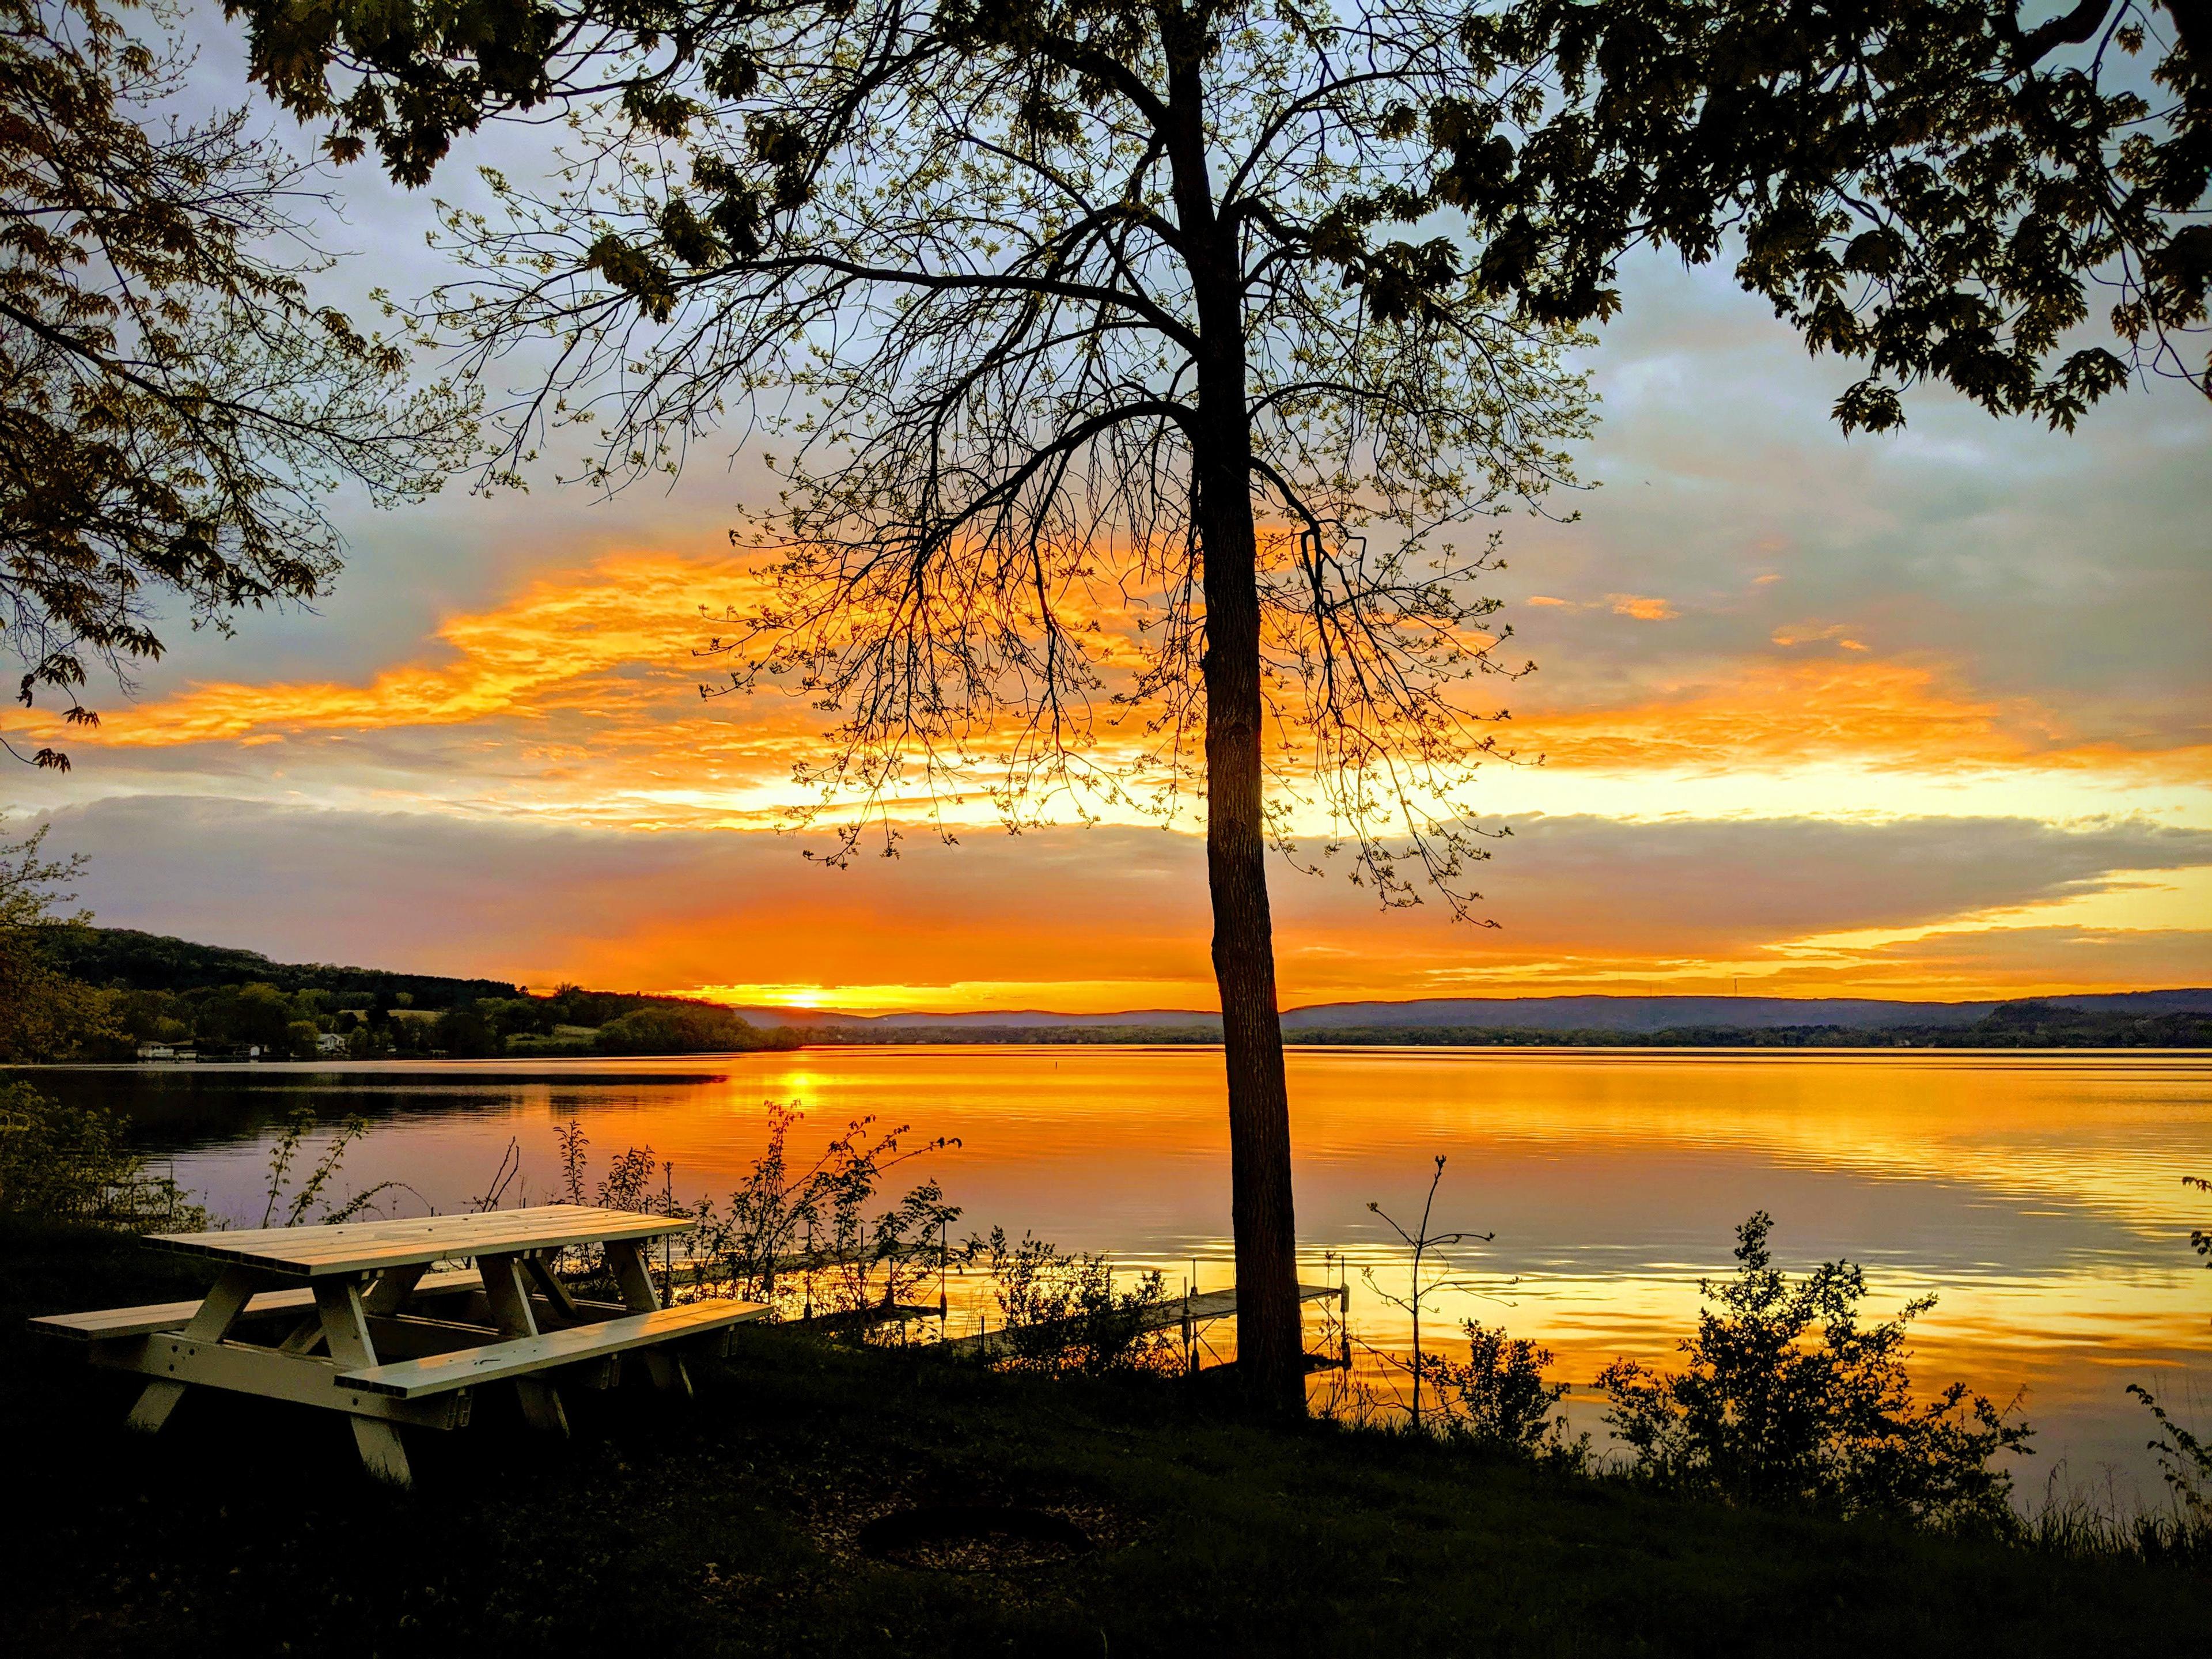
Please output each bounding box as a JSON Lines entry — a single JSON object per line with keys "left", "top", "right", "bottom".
{"left": 522, "top": 1255, "right": 585, "bottom": 1326}
{"left": 125, "top": 1266, "right": 265, "bottom": 1434}
{"left": 604, "top": 1239, "right": 691, "bottom": 1399}
{"left": 315, "top": 1279, "right": 413, "bottom": 1489}
{"left": 362, "top": 1262, "right": 431, "bottom": 1316}
{"left": 477, "top": 1254, "right": 570, "bottom": 1437}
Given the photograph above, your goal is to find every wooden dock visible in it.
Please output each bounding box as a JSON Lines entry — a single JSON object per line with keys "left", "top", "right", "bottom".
{"left": 942, "top": 1280, "right": 1347, "bottom": 1366}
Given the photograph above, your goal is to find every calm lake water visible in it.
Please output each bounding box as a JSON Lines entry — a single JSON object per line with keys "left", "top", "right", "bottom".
{"left": 31, "top": 1046, "right": 2212, "bottom": 1505}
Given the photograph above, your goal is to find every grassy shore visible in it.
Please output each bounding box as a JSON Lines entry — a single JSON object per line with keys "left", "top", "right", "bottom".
{"left": 3, "top": 1221, "right": 2205, "bottom": 1657}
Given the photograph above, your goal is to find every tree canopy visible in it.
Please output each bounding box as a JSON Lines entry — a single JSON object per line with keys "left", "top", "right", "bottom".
{"left": 213, "top": 0, "right": 2207, "bottom": 1410}
{"left": 0, "top": 816, "right": 111, "bottom": 1060}
{"left": 0, "top": 0, "right": 471, "bottom": 767}
{"left": 1441, "top": 0, "right": 2209, "bottom": 431}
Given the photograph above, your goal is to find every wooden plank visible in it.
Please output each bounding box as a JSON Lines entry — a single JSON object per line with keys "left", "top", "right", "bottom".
{"left": 145, "top": 1206, "right": 690, "bottom": 1278}
{"left": 124, "top": 1380, "right": 186, "bottom": 1434}
{"left": 316, "top": 1279, "right": 415, "bottom": 1487}
{"left": 944, "top": 1281, "right": 1342, "bottom": 1358}
{"left": 479, "top": 1253, "right": 569, "bottom": 1436}
{"left": 95, "top": 1333, "right": 469, "bottom": 1429}
{"left": 337, "top": 1300, "right": 768, "bottom": 1400}
{"left": 361, "top": 1312, "right": 510, "bottom": 1361}
{"left": 121, "top": 1266, "right": 266, "bottom": 1435}
{"left": 31, "top": 1267, "right": 486, "bottom": 1342}
{"left": 605, "top": 1238, "right": 688, "bottom": 1397}
{"left": 522, "top": 1256, "right": 585, "bottom": 1325}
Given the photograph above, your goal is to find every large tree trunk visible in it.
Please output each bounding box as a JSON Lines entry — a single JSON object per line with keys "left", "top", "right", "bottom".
{"left": 1195, "top": 459, "right": 1306, "bottom": 1415}
{"left": 1165, "top": 37, "right": 1305, "bottom": 1416}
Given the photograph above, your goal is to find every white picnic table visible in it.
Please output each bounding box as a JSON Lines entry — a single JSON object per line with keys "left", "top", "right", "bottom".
{"left": 29, "top": 1205, "right": 767, "bottom": 1488}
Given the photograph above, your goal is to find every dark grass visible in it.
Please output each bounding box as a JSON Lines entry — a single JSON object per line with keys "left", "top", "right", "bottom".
{"left": 3, "top": 1221, "right": 2205, "bottom": 1657}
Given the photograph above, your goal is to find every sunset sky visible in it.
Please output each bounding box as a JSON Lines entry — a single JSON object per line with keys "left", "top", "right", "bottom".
{"left": 7, "top": 33, "right": 2209, "bottom": 1014}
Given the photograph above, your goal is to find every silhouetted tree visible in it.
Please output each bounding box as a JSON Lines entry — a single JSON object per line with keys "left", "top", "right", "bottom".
{"left": 1439, "top": 0, "right": 2209, "bottom": 429}
{"left": 230, "top": 0, "right": 1589, "bottom": 1411}
{"left": 0, "top": 0, "right": 469, "bottom": 767}
{"left": 0, "top": 815, "right": 112, "bottom": 1059}
{"left": 218, "top": 0, "right": 2206, "bottom": 1410}
{"left": 1598, "top": 1212, "right": 2033, "bottom": 1530}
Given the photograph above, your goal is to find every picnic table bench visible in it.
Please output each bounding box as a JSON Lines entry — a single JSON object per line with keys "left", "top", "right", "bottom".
{"left": 29, "top": 1205, "right": 767, "bottom": 1488}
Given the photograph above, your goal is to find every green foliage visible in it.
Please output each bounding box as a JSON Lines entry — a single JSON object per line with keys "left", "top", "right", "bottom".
{"left": 192, "top": 982, "right": 300, "bottom": 1053}
{"left": 52, "top": 926, "right": 523, "bottom": 1005}
{"left": 974, "top": 1226, "right": 1174, "bottom": 1378}
{"left": 0, "top": 1080, "right": 203, "bottom": 1230}
{"left": 2125, "top": 1381, "right": 2212, "bottom": 1527}
{"left": 258, "top": 1106, "right": 404, "bottom": 1225}
{"left": 1445, "top": 0, "right": 2208, "bottom": 427}
{"left": 1597, "top": 1213, "right": 2033, "bottom": 1531}
{"left": 433, "top": 1003, "right": 499, "bottom": 1058}
{"left": 540, "top": 1105, "right": 955, "bottom": 1321}
{"left": 1420, "top": 1320, "right": 1587, "bottom": 1467}
{"left": 42, "top": 924, "right": 811, "bottom": 1057}
{"left": 0, "top": 818, "right": 118, "bottom": 1061}
{"left": 680, "top": 1099, "right": 820, "bottom": 1308}
{"left": 2121, "top": 1171, "right": 2212, "bottom": 1532}
{"left": 672, "top": 1104, "right": 959, "bottom": 1326}
{"left": 0, "top": 0, "right": 470, "bottom": 764}
{"left": 594, "top": 1002, "right": 791, "bottom": 1055}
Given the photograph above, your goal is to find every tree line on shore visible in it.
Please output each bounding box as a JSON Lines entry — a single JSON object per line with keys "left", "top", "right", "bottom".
{"left": 0, "top": 824, "right": 797, "bottom": 1063}
{"left": 52, "top": 978, "right": 798, "bottom": 1063}
{"left": 799, "top": 1002, "right": 2212, "bottom": 1049}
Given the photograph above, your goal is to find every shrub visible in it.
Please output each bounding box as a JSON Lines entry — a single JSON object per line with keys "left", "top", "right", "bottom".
{"left": 1596, "top": 1212, "right": 2032, "bottom": 1531}
{"left": 1421, "top": 1320, "right": 1586, "bottom": 1467}
{"left": 596, "top": 1003, "right": 761, "bottom": 1055}
{"left": 593, "top": 1104, "right": 959, "bottom": 1324}
{"left": 257, "top": 1107, "right": 408, "bottom": 1225}
{"left": 2122, "top": 1173, "right": 2212, "bottom": 1530}
{"left": 2125, "top": 1383, "right": 2212, "bottom": 1527}
{"left": 434, "top": 1004, "right": 500, "bottom": 1058}
{"left": 976, "top": 1227, "right": 1173, "bottom": 1378}
{"left": 0, "top": 1081, "right": 203, "bottom": 1232}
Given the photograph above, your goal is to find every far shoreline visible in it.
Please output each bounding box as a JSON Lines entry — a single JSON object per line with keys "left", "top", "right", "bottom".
{"left": 10, "top": 1039, "right": 2211, "bottom": 1074}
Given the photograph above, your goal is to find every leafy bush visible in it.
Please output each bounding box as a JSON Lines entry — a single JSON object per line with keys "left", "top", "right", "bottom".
{"left": 975, "top": 1227, "right": 1173, "bottom": 1378}
{"left": 0, "top": 820, "right": 119, "bottom": 1061}
{"left": 433, "top": 1004, "right": 499, "bottom": 1058}
{"left": 595, "top": 1003, "right": 787, "bottom": 1055}
{"left": 257, "top": 1107, "right": 409, "bottom": 1225}
{"left": 2122, "top": 1173, "right": 2212, "bottom": 1529}
{"left": 1420, "top": 1320, "right": 1586, "bottom": 1467}
{"left": 1596, "top": 1212, "right": 2032, "bottom": 1531}
{"left": 0, "top": 1081, "right": 203, "bottom": 1232}
{"left": 2125, "top": 1383, "right": 2212, "bottom": 1527}
{"left": 573, "top": 1103, "right": 958, "bottom": 1324}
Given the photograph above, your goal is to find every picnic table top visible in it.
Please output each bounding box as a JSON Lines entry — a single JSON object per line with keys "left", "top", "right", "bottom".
{"left": 149, "top": 1205, "right": 690, "bottom": 1278}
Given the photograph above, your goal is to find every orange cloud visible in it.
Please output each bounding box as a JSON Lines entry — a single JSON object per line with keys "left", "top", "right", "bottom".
{"left": 60, "top": 551, "right": 769, "bottom": 749}
{"left": 1522, "top": 655, "right": 2210, "bottom": 777}
{"left": 44, "top": 798, "right": 2212, "bottom": 1009}
{"left": 1520, "top": 592, "right": 1679, "bottom": 620}
{"left": 1772, "top": 621, "right": 1870, "bottom": 651}
{"left": 33, "top": 550, "right": 2206, "bottom": 839}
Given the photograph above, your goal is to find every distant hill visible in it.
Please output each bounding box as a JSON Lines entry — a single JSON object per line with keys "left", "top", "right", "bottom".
{"left": 725, "top": 988, "right": 2212, "bottom": 1035}
{"left": 58, "top": 928, "right": 2212, "bottom": 1046}
{"left": 54, "top": 929, "right": 523, "bottom": 1009}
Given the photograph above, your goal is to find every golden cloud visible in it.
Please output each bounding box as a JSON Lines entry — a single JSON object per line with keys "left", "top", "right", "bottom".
{"left": 73, "top": 551, "right": 763, "bottom": 748}
{"left": 1521, "top": 655, "right": 2210, "bottom": 778}
{"left": 35, "top": 550, "right": 2206, "bottom": 839}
